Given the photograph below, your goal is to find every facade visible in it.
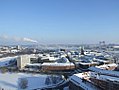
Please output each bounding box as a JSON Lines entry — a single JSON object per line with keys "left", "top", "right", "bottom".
{"left": 89, "top": 71, "right": 119, "bottom": 90}
{"left": 69, "top": 73, "right": 100, "bottom": 90}
{"left": 41, "top": 63, "right": 75, "bottom": 71}
{"left": 90, "top": 77, "right": 119, "bottom": 90}
{"left": 17, "top": 55, "right": 30, "bottom": 69}
{"left": 88, "top": 66, "right": 119, "bottom": 90}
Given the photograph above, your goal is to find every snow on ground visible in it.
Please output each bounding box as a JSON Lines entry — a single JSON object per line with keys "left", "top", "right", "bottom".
{"left": 0, "top": 56, "right": 58, "bottom": 90}
{"left": 0, "top": 56, "right": 17, "bottom": 67}
{"left": 0, "top": 57, "right": 64, "bottom": 90}
{"left": 0, "top": 72, "right": 50, "bottom": 90}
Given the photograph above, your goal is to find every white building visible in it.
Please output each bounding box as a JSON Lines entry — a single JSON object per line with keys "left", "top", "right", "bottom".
{"left": 17, "top": 55, "right": 30, "bottom": 69}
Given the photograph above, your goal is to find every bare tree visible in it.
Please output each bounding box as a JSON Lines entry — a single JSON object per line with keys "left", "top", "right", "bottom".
{"left": 18, "top": 78, "right": 28, "bottom": 89}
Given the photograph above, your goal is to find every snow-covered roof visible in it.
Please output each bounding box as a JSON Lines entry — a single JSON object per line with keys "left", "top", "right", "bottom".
{"left": 89, "top": 72, "right": 119, "bottom": 83}
{"left": 42, "top": 62, "right": 74, "bottom": 66}
{"left": 96, "top": 63, "right": 117, "bottom": 69}
{"left": 94, "top": 58, "right": 109, "bottom": 63}
{"left": 113, "top": 46, "right": 119, "bottom": 48}
{"left": 0, "top": 56, "right": 17, "bottom": 67}
{"left": 0, "top": 73, "right": 63, "bottom": 90}
{"left": 79, "top": 62, "right": 99, "bottom": 65}
{"left": 26, "top": 63, "right": 42, "bottom": 66}
{"left": 0, "top": 73, "right": 47, "bottom": 90}
{"left": 89, "top": 66, "right": 119, "bottom": 77}
{"left": 70, "top": 73, "right": 99, "bottom": 90}
{"left": 41, "top": 56, "right": 59, "bottom": 61}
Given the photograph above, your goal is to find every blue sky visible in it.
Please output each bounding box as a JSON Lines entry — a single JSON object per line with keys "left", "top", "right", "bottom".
{"left": 0, "top": 0, "right": 119, "bottom": 44}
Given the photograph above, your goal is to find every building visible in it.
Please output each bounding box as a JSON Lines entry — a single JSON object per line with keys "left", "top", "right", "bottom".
{"left": 69, "top": 73, "right": 100, "bottom": 90}
{"left": 41, "top": 62, "right": 75, "bottom": 71}
{"left": 17, "top": 55, "right": 30, "bottom": 69}
{"left": 88, "top": 66, "right": 119, "bottom": 90}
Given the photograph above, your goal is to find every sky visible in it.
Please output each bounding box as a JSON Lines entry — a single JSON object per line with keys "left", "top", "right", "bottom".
{"left": 0, "top": 0, "right": 119, "bottom": 45}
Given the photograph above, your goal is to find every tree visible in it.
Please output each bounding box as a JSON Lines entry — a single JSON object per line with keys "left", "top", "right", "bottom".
{"left": 18, "top": 78, "right": 28, "bottom": 89}
{"left": 45, "top": 76, "right": 51, "bottom": 85}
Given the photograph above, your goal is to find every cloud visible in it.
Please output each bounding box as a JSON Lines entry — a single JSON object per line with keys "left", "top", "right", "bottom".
{"left": 0, "top": 35, "right": 38, "bottom": 43}
{"left": 22, "top": 38, "right": 38, "bottom": 43}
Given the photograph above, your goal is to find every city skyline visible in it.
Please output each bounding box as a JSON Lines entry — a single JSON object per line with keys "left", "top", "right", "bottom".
{"left": 0, "top": 0, "right": 119, "bottom": 44}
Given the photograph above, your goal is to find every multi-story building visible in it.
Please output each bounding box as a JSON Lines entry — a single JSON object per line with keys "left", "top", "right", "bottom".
{"left": 17, "top": 55, "right": 30, "bottom": 69}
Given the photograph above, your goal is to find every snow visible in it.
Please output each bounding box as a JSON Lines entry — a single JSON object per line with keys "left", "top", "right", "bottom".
{"left": 0, "top": 56, "right": 65, "bottom": 90}
{"left": 63, "top": 87, "right": 69, "bottom": 90}
{"left": 96, "top": 63, "right": 117, "bottom": 69}
{"left": 0, "top": 72, "right": 28, "bottom": 90}
{"left": 89, "top": 66, "right": 119, "bottom": 77}
{"left": 26, "top": 63, "right": 41, "bottom": 66}
{"left": 41, "top": 56, "right": 59, "bottom": 61}
{"left": 0, "top": 72, "right": 63, "bottom": 90}
{"left": 22, "top": 75, "right": 47, "bottom": 90}
{"left": 0, "top": 56, "right": 17, "bottom": 67}
{"left": 79, "top": 62, "right": 99, "bottom": 65}
{"left": 101, "top": 74, "right": 119, "bottom": 82}
{"left": 42, "top": 62, "right": 74, "bottom": 66}
{"left": 94, "top": 58, "right": 109, "bottom": 63}
{"left": 89, "top": 72, "right": 119, "bottom": 82}
{"left": 70, "top": 73, "right": 99, "bottom": 90}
